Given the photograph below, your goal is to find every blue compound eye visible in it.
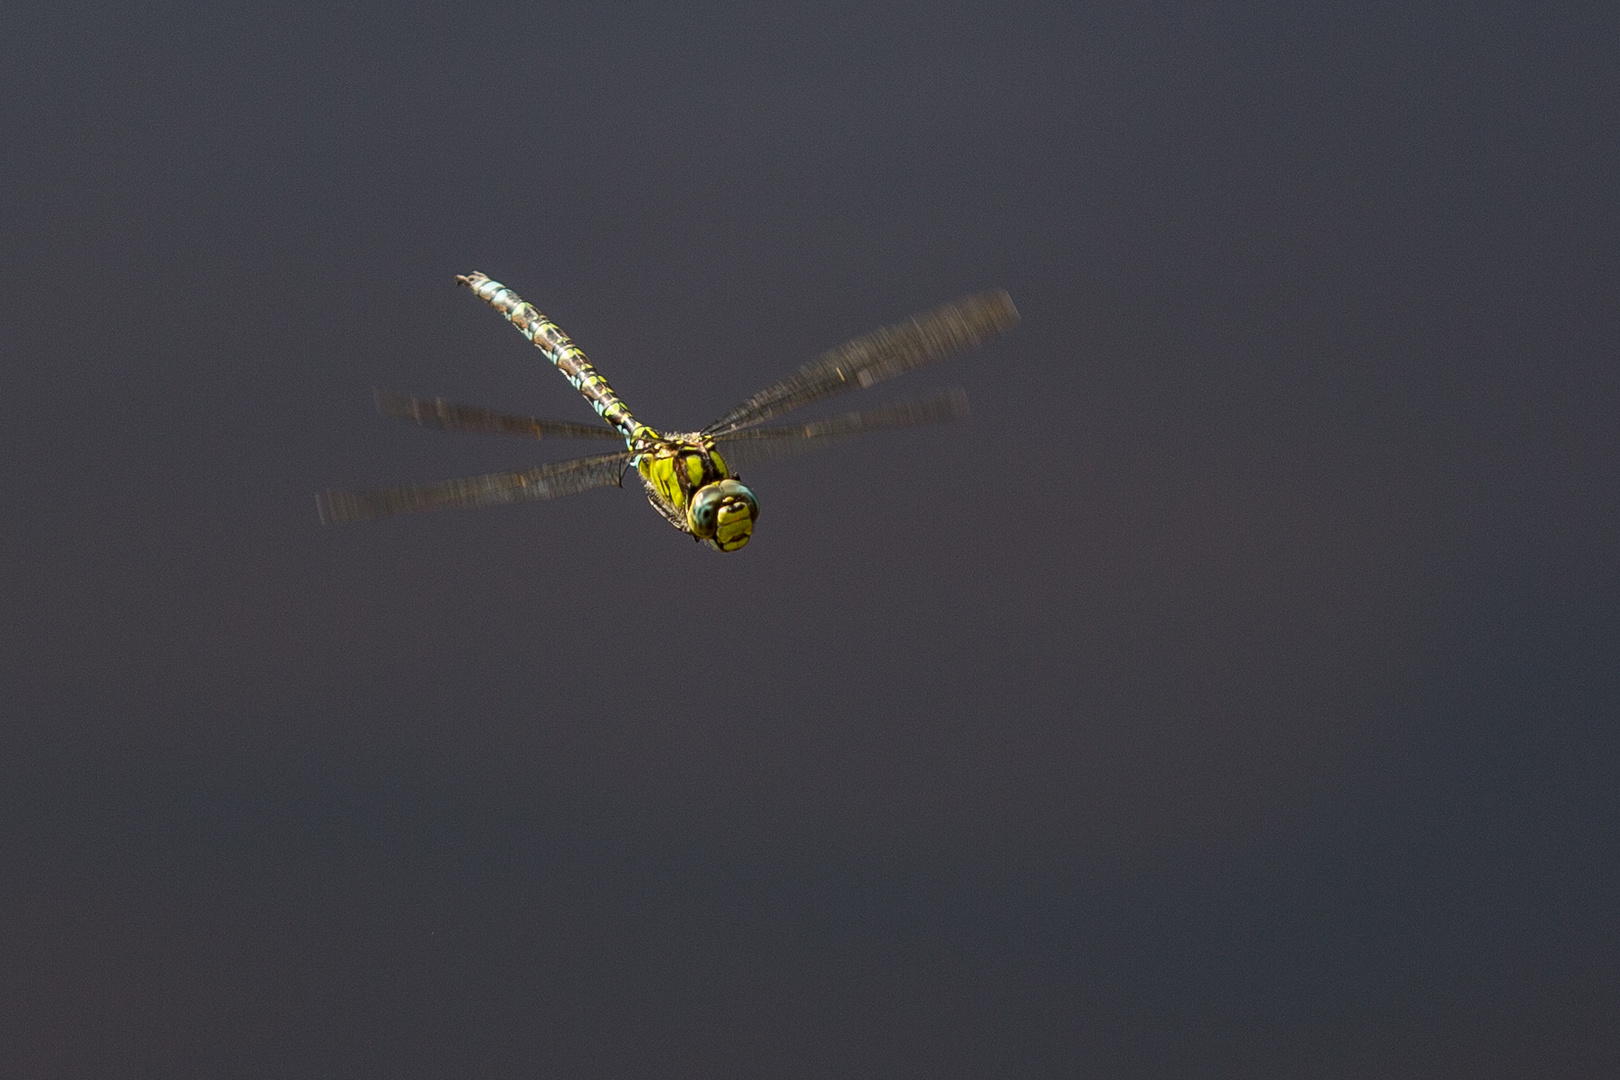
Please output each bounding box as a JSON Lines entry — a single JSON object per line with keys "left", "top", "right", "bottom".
{"left": 689, "top": 485, "right": 724, "bottom": 537}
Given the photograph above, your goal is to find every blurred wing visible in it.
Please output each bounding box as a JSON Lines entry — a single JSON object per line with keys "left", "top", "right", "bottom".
{"left": 714, "top": 387, "right": 969, "bottom": 468}
{"left": 702, "top": 290, "right": 1016, "bottom": 437}
{"left": 317, "top": 451, "right": 631, "bottom": 524}
{"left": 375, "top": 389, "right": 624, "bottom": 441}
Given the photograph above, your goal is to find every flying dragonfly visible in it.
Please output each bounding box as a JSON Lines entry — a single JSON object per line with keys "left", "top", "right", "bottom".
{"left": 317, "top": 273, "right": 1019, "bottom": 552}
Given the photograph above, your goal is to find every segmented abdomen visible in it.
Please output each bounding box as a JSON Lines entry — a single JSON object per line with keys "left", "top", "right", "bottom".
{"left": 457, "top": 272, "right": 648, "bottom": 441}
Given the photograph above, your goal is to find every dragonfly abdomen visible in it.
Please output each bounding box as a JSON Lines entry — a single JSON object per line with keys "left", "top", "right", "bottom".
{"left": 457, "top": 272, "right": 648, "bottom": 441}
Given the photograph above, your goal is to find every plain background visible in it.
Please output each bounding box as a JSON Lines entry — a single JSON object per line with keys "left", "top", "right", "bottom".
{"left": 2, "top": 2, "right": 1616, "bottom": 1076}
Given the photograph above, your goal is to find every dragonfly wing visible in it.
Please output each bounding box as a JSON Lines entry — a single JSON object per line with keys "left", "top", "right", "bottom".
{"left": 713, "top": 387, "right": 969, "bottom": 468}
{"left": 702, "top": 290, "right": 1016, "bottom": 437}
{"left": 374, "top": 389, "right": 625, "bottom": 441}
{"left": 317, "top": 451, "right": 631, "bottom": 524}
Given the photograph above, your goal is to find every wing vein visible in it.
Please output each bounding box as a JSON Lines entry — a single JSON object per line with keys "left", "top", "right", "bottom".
{"left": 713, "top": 387, "right": 970, "bottom": 467}
{"left": 702, "top": 290, "right": 1016, "bottom": 436}
{"left": 317, "top": 451, "right": 631, "bottom": 524}
{"left": 374, "top": 390, "right": 625, "bottom": 441}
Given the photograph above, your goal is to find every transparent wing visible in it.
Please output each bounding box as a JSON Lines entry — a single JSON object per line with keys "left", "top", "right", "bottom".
{"left": 702, "top": 290, "right": 1016, "bottom": 437}
{"left": 317, "top": 451, "right": 631, "bottom": 524}
{"left": 374, "top": 389, "right": 624, "bottom": 441}
{"left": 713, "top": 387, "right": 969, "bottom": 468}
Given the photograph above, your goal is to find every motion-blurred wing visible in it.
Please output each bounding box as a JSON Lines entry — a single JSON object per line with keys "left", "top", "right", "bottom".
{"left": 374, "top": 389, "right": 624, "bottom": 441}
{"left": 714, "top": 387, "right": 969, "bottom": 468}
{"left": 702, "top": 290, "right": 1016, "bottom": 437}
{"left": 317, "top": 451, "right": 631, "bottom": 524}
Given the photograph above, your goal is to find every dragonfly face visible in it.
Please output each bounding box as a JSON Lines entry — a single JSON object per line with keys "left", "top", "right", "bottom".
{"left": 689, "top": 478, "right": 759, "bottom": 552}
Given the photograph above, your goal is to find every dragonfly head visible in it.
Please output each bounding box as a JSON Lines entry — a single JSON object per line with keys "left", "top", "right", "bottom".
{"left": 688, "top": 479, "right": 759, "bottom": 552}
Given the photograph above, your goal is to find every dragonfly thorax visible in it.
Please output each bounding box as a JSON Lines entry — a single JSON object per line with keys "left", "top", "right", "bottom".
{"left": 634, "top": 439, "right": 759, "bottom": 552}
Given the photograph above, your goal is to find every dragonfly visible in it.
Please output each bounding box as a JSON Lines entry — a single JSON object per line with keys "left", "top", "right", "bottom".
{"left": 317, "top": 272, "right": 1019, "bottom": 552}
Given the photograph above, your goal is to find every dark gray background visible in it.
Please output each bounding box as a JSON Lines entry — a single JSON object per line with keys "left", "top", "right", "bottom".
{"left": 3, "top": 2, "right": 1616, "bottom": 1076}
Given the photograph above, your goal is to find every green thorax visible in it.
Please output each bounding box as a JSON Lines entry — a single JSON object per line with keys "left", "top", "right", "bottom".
{"left": 633, "top": 437, "right": 755, "bottom": 552}
{"left": 634, "top": 438, "right": 731, "bottom": 516}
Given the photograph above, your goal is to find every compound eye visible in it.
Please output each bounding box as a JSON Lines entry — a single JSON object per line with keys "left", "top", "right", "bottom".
{"left": 689, "top": 485, "right": 723, "bottom": 537}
